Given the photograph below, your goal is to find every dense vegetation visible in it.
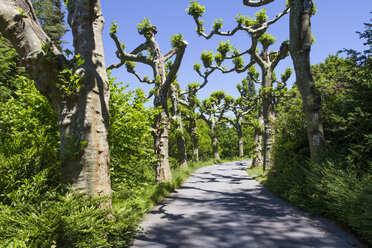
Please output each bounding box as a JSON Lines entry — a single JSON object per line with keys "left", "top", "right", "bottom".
{"left": 0, "top": 0, "right": 371, "bottom": 246}
{"left": 263, "top": 21, "right": 372, "bottom": 244}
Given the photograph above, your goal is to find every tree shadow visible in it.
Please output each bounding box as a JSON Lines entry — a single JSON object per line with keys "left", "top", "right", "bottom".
{"left": 131, "top": 161, "right": 361, "bottom": 248}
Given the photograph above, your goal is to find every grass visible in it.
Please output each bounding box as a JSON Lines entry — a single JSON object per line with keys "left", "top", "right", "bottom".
{"left": 246, "top": 165, "right": 266, "bottom": 183}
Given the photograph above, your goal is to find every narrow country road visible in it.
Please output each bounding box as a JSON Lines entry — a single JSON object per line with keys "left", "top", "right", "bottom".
{"left": 130, "top": 160, "right": 364, "bottom": 248}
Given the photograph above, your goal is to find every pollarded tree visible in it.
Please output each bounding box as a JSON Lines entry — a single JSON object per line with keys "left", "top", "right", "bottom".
{"left": 0, "top": 0, "right": 112, "bottom": 197}
{"left": 187, "top": 1, "right": 290, "bottom": 170}
{"left": 243, "top": 0, "right": 327, "bottom": 163}
{"left": 200, "top": 91, "right": 232, "bottom": 160}
{"left": 222, "top": 78, "right": 257, "bottom": 158}
{"left": 108, "top": 19, "right": 188, "bottom": 183}
{"left": 180, "top": 83, "right": 203, "bottom": 162}
{"left": 169, "top": 63, "right": 214, "bottom": 167}
{"left": 173, "top": 61, "right": 217, "bottom": 162}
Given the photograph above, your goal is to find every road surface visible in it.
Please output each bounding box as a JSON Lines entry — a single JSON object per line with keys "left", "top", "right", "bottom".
{"left": 130, "top": 160, "right": 364, "bottom": 248}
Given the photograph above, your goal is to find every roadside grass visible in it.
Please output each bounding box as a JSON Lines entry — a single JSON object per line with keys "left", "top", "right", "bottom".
{"left": 246, "top": 166, "right": 266, "bottom": 183}
{"left": 246, "top": 162, "right": 372, "bottom": 247}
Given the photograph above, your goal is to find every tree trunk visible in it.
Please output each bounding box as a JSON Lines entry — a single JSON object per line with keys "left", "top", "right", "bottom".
{"left": 61, "top": 0, "right": 111, "bottom": 197}
{"left": 189, "top": 118, "right": 199, "bottom": 162}
{"left": 153, "top": 109, "right": 172, "bottom": 182}
{"left": 170, "top": 83, "right": 188, "bottom": 170}
{"left": 209, "top": 119, "right": 220, "bottom": 160}
{"left": 236, "top": 122, "right": 244, "bottom": 158}
{"left": 0, "top": 0, "right": 112, "bottom": 197}
{"left": 262, "top": 69, "right": 275, "bottom": 171}
{"left": 289, "top": 0, "right": 326, "bottom": 162}
{"left": 252, "top": 110, "right": 264, "bottom": 168}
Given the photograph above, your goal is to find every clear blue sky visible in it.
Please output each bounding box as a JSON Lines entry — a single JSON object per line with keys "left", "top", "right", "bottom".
{"left": 67, "top": 0, "right": 371, "bottom": 100}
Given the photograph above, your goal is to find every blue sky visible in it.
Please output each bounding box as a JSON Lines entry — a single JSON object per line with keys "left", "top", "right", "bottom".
{"left": 68, "top": 0, "right": 371, "bottom": 100}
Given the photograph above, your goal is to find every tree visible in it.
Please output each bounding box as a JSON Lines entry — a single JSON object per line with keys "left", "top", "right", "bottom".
{"left": 200, "top": 91, "right": 232, "bottom": 160}
{"left": 181, "top": 83, "right": 203, "bottom": 162}
{"left": 108, "top": 19, "right": 188, "bottom": 182}
{"left": 31, "top": 0, "right": 67, "bottom": 49}
{"left": 187, "top": 1, "right": 290, "bottom": 171}
{"left": 0, "top": 0, "right": 112, "bottom": 197}
{"left": 222, "top": 78, "right": 257, "bottom": 157}
{"left": 169, "top": 81, "right": 189, "bottom": 170}
{"left": 243, "top": 0, "right": 327, "bottom": 162}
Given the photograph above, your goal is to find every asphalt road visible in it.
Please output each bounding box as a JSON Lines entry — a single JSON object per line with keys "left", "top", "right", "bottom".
{"left": 130, "top": 160, "right": 364, "bottom": 248}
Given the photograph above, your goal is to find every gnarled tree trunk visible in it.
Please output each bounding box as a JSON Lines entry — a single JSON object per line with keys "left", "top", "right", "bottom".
{"left": 236, "top": 120, "right": 244, "bottom": 158}
{"left": 0, "top": 0, "right": 112, "bottom": 197}
{"left": 169, "top": 83, "right": 188, "bottom": 170}
{"left": 209, "top": 117, "right": 220, "bottom": 160}
{"left": 252, "top": 110, "right": 264, "bottom": 168}
{"left": 262, "top": 69, "right": 275, "bottom": 171}
{"left": 289, "top": 0, "right": 326, "bottom": 162}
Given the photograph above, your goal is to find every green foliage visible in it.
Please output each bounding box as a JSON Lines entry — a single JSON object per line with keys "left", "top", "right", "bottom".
{"left": 212, "top": 18, "right": 223, "bottom": 32}
{"left": 281, "top": 68, "right": 292, "bottom": 82}
{"left": 170, "top": 33, "right": 184, "bottom": 48}
{"left": 57, "top": 53, "right": 84, "bottom": 95}
{"left": 235, "top": 9, "right": 267, "bottom": 27}
{"left": 110, "top": 20, "right": 118, "bottom": 35}
{"left": 255, "top": 8, "right": 268, "bottom": 25}
{"left": 31, "top": 0, "right": 68, "bottom": 50}
{"left": 186, "top": 1, "right": 205, "bottom": 18}
{"left": 200, "top": 50, "right": 214, "bottom": 68}
{"left": 217, "top": 40, "right": 232, "bottom": 57}
{"left": 137, "top": 18, "right": 155, "bottom": 40}
{"left": 0, "top": 192, "right": 114, "bottom": 247}
{"left": 234, "top": 14, "right": 255, "bottom": 27}
{"left": 109, "top": 80, "right": 158, "bottom": 190}
{"left": 232, "top": 56, "right": 244, "bottom": 69}
{"left": 268, "top": 29, "right": 372, "bottom": 244}
{"left": 193, "top": 62, "right": 201, "bottom": 71}
{"left": 125, "top": 61, "right": 136, "bottom": 73}
{"left": 258, "top": 33, "right": 276, "bottom": 48}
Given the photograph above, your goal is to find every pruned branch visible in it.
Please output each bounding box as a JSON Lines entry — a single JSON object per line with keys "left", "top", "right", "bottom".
{"left": 163, "top": 40, "right": 188, "bottom": 90}
{"left": 108, "top": 31, "right": 153, "bottom": 70}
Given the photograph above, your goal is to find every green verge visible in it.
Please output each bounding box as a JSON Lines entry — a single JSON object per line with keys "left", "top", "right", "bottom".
{"left": 246, "top": 163, "right": 372, "bottom": 246}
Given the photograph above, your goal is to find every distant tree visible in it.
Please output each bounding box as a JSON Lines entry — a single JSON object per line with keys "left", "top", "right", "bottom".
{"left": 169, "top": 81, "right": 189, "bottom": 170}
{"left": 222, "top": 78, "right": 257, "bottom": 157}
{"left": 180, "top": 83, "right": 203, "bottom": 162}
{"left": 108, "top": 19, "right": 188, "bottom": 182}
{"left": 199, "top": 91, "right": 232, "bottom": 160}
{"left": 0, "top": 0, "right": 112, "bottom": 198}
{"left": 175, "top": 62, "right": 217, "bottom": 162}
{"left": 187, "top": 1, "right": 290, "bottom": 171}
{"left": 31, "top": 0, "right": 67, "bottom": 49}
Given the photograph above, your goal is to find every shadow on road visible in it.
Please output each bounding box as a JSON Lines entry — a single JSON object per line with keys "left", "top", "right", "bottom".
{"left": 131, "top": 160, "right": 362, "bottom": 248}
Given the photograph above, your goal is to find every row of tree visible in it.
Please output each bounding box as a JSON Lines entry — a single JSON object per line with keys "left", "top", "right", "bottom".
{"left": 0, "top": 0, "right": 325, "bottom": 201}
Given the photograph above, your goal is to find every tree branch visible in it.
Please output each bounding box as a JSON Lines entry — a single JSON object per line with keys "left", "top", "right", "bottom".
{"left": 163, "top": 40, "right": 188, "bottom": 90}
{"left": 243, "top": 0, "right": 274, "bottom": 7}
{"left": 108, "top": 32, "right": 153, "bottom": 69}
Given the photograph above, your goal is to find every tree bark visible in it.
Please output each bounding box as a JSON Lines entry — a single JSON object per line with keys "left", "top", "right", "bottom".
{"left": 153, "top": 111, "right": 172, "bottom": 182}
{"left": 0, "top": 0, "right": 112, "bottom": 197}
{"left": 170, "top": 83, "right": 188, "bottom": 170}
{"left": 209, "top": 117, "right": 220, "bottom": 160}
{"left": 63, "top": 0, "right": 111, "bottom": 197}
{"left": 289, "top": 0, "right": 326, "bottom": 162}
{"left": 261, "top": 69, "right": 275, "bottom": 171}
{"left": 236, "top": 120, "right": 244, "bottom": 158}
{"left": 252, "top": 110, "right": 264, "bottom": 168}
{"left": 189, "top": 118, "right": 199, "bottom": 162}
